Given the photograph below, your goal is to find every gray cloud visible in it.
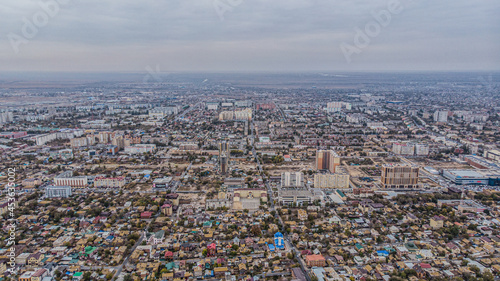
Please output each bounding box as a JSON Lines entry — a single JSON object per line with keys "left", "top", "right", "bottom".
{"left": 1, "top": 0, "right": 499, "bottom": 72}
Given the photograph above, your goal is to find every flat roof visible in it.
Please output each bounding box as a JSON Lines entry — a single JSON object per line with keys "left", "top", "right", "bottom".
{"left": 446, "top": 170, "right": 484, "bottom": 178}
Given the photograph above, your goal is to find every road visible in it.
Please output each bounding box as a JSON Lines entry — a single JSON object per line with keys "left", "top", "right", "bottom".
{"left": 175, "top": 101, "right": 203, "bottom": 121}
{"left": 249, "top": 119, "right": 311, "bottom": 281}
{"left": 112, "top": 219, "right": 153, "bottom": 280}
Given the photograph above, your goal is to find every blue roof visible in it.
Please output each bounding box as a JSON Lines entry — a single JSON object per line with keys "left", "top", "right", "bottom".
{"left": 377, "top": 250, "right": 389, "bottom": 256}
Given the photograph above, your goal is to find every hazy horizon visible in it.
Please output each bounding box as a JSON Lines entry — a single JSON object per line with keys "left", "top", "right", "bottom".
{"left": 2, "top": 0, "right": 499, "bottom": 73}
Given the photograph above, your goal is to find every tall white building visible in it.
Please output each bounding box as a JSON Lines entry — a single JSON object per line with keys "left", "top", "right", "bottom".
{"left": 0, "top": 112, "right": 14, "bottom": 124}
{"left": 314, "top": 170, "right": 350, "bottom": 189}
{"left": 149, "top": 107, "right": 178, "bottom": 118}
{"left": 206, "top": 102, "right": 219, "bottom": 110}
{"left": 415, "top": 144, "right": 429, "bottom": 156}
{"left": 219, "top": 109, "right": 252, "bottom": 121}
{"left": 326, "top": 102, "right": 351, "bottom": 113}
{"left": 281, "top": 172, "right": 304, "bottom": 188}
{"left": 392, "top": 143, "right": 415, "bottom": 155}
{"left": 433, "top": 111, "right": 448, "bottom": 123}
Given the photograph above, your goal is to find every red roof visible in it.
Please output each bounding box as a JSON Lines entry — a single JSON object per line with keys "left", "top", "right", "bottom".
{"left": 420, "top": 263, "right": 432, "bottom": 269}
{"left": 141, "top": 211, "right": 153, "bottom": 218}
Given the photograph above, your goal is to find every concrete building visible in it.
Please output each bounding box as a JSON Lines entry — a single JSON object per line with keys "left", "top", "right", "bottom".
{"left": 206, "top": 102, "right": 219, "bottom": 110}
{"left": 112, "top": 135, "right": 125, "bottom": 150}
{"left": 392, "top": 142, "right": 429, "bottom": 156}
{"left": 392, "top": 143, "right": 415, "bottom": 155}
{"left": 54, "top": 171, "right": 88, "bottom": 188}
{"left": 149, "top": 106, "right": 178, "bottom": 118}
{"left": 232, "top": 188, "right": 267, "bottom": 210}
{"left": 484, "top": 149, "right": 500, "bottom": 163}
{"left": 124, "top": 144, "right": 156, "bottom": 154}
{"left": 433, "top": 110, "right": 448, "bottom": 123}
{"left": 45, "top": 185, "right": 72, "bottom": 198}
{"left": 98, "top": 131, "right": 113, "bottom": 143}
{"left": 219, "top": 141, "right": 230, "bottom": 174}
{"left": 224, "top": 177, "right": 245, "bottom": 189}
{"left": 256, "top": 103, "right": 275, "bottom": 110}
{"left": 381, "top": 164, "right": 420, "bottom": 189}
{"left": 0, "top": 131, "right": 27, "bottom": 139}
{"left": 49, "top": 149, "right": 74, "bottom": 160}
{"left": 153, "top": 177, "right": 172, "bottom": 188}
{"left": 314, "top": 169, "right": 350, "bottom": 189}
{"left": 281, "top": 172, "right": 304, "bottom": 188}
{"left": 235, "top": 100, "right": 253, "bottom": 107}
{"left": 219, "top": 109, "right": 252, "bottom": 121}
{"left": 0, "top": 112, "right": 14, "bottom": 124}
{"left": 234, "top": 108, "right": 252, "bottom": 121}
{"left": 430, "top": 216, "right": 445, "bottom": 229}
{"left": 94, "top": 176, "right": 126, "bottom": 188}
{"left": 415, "top": 143, "right": 430, "bottom": 156}
{"left": 305, "top": 255, "right": 326, "bottom": 267}
{"left": 70, "top": 137, "right": 88, "bottom": 148}
{"left": 315, "top": 150, "right": 340, "bottom": 173}
{"left": 326, "top": 101, "right": 350, "bottom": 113}
{"left": 278, "top": 189, "right": 313, "bottom": 205}
{"left": 443, "top": 170, "right": 489, "bottom": 185}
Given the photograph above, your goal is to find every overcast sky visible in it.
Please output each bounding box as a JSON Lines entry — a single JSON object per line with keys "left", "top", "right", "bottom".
{"left": 1, "top": 0, "right": 499, "bottom": 72}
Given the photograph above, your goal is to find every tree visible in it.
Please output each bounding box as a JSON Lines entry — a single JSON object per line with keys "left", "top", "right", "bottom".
{"left": 483, "top": 270, "right": 495, "bottom": 281}
{"left": 82, "top": 272, "right": 92, "bottom": 281}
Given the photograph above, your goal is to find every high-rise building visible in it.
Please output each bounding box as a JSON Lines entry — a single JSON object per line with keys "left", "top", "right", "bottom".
{"left": 281, "top": 172, "right": 304, "bottom": 188}
{"left": 112, "top": 135, "right": 125, "bottom": 150}
{"left": 219, "top": 141, "right": 230, "bottom": 174}
{"left": 314, "top": 168, "right": 350, "bottom": 189}
{"left": 256, "top": 103, "right": 275, "bottom": 110}
{"left": 316, "top": 150, "right": 340, "bottom": 173}
{"left": 392, "top": 143, "right": 414, "bottom": 155}
{"left": 326, "top": 102, "right": 351, "bottom": 112}
{"left": 433, "top": 111, "right": 448, "bottom": 123}
{"left": 0, "top": 112, "right": 14, "bottom": 124}
{"left": 415, "top": 144, "right": 429, "bottom": 156}
{"left": 206, "top": 102, "right": 219, "bottom": 110}
{"left": 381, "top": 164, "right": 420, "bottom": 189}
{"left": 219, "top": 109, "right": 252, "bottom": 121}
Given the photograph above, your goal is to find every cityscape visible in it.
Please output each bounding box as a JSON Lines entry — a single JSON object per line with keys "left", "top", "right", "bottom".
{"left": 0, "top": 72, "right": 499, "bottom": 281}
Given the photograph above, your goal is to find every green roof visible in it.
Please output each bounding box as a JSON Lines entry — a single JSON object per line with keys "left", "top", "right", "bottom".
{"left": 83, "top": 246, "right": 97, "bottom": 255}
